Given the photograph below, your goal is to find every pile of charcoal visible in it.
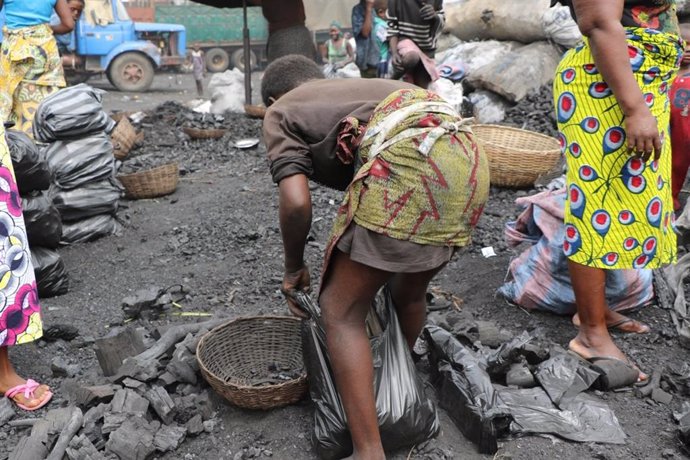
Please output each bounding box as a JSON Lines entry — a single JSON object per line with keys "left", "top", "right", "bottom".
{"left": 502, "top": 85, "right": 558, "bottom": 138}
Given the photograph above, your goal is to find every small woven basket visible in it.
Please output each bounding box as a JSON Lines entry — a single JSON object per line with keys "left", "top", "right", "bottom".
{"left": 111, "top": 117, "right": 137, "bottom": 161}
{"left": 182, "top": 126, "right": 226, "bottom": 140}
{"left": 244, "top": 104, "right": 267, "bottom": 119}
{"left": 472, "top": 124, "right": 562, "bottom": 188}
{"left": 117, "top": 163, "right": 179, "bottom": 199}
{"left": 197, "top": 316, "right": 307, "bottom": 410}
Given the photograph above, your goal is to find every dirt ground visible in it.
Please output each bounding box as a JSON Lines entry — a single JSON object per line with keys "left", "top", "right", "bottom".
{"left": 2, "top": 73, "right": 689, "bottom": 460}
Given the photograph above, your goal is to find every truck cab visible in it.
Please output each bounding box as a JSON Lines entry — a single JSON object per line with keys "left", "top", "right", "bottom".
{"left": 76, "top": 0, "right": 186, "bottom": 92}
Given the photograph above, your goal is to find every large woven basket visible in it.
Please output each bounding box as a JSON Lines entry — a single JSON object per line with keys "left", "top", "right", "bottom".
{"left": 197, "top": 316, "right": 307, "bottom": 410}
{"left": 118, "top": 163, "right": 179, "bottom": 199}
{"left": 472, "top": 124, "right": 562, "bottom": 188}
{"left": 182, "top": 126, "right": 226, "bottom": 140}
{"left": 111, "top": 117, "right": 137, "bottom": 161}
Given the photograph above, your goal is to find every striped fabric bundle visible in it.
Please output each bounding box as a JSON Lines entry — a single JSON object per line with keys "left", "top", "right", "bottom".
{"left": 498, "top": 189, "right": 654, "bottom": 315}
{"left": 32, "top": 84, "right": 116, "bottom": 143}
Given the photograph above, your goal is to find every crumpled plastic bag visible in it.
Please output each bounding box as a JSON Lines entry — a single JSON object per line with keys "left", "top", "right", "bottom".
{"left": 43, "top": 133, "right": 115, "bottom": 190}
{"left": 31, "top": 246, "right": 69, "bottom": 298}
{"left": 542, "top": 4, "right": 582, "bottom": 48}
{"left": 6, "top": 129, "right": 50, "bottom": 194}
{"left": 33, "top": 84, "right": 115, "bottom": 142}
{"left": 51, "top": 178, "right": 123, "bottom": 222}
{"left": 22, "top": 191, "right": 63, "bottom": 249}
{"left": 294, "top": 287, "right": 440, "bottom": 460}
{"left": 61, "top": 213, "right": 122, "bottom": 245}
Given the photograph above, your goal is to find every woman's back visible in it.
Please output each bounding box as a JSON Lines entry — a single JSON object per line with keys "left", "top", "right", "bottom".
{"left": 3, "top": 0, "right": 57, "bottom": 30}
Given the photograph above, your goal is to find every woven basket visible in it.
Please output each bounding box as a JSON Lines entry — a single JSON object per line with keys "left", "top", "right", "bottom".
{"left": 111, "top": 117, "right": 137, "bottom": 161}
{"left": 244, "top": 104, "right": 267, "bottom": 119}
{"left": 182, "top": 126, "right": 226, "bottom": 140}
{"left": 118, "top": 163, "right": 179, "bottom": 199}
{"left": 197, "top": 316, "right": 307, "bottom": 410}
{"left": 110, "top": 111, "right": 134, "bottom": 123}
{"left": 472, "top": 124, "right": 562, "bottom": 188}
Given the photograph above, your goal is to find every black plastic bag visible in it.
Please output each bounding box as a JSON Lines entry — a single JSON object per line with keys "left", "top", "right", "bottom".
{"left": 61, "top": 213, "right": 122, "bottom": 245}
{"left": 6, "top": 129, "right": 50, "bottom": 194}
{"left": 44, "top": 133, "right": 115, "bottom": 190}
{"left": 22, "top": 192, "right": 62, "bottom": 249}
{"left": 51, "top": 178, "right": 123, "bottom": 222}
{"left": 33, "top": 84, "right": 115, "bottom": 142}
{"left": 31, "top": 246, "right": 69, "bottom": 297}
{"left": 295, "top": 288, "right": 440, "bottom": 460}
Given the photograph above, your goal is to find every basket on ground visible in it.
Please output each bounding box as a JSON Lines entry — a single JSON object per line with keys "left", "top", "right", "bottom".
{"left": 111, "top": 117, "right": 137, "bottom": 160}
{"left": 182, "top": 126, "right": 226, "bottom": 140}
{"left": 472, "top": 124, "right": 561, "bottom": 188}
{"left": 197, "top": 316, "right": 308, "bottom": 410}
{"left": 117, "top": 162, "right": 179, "bottom": 199}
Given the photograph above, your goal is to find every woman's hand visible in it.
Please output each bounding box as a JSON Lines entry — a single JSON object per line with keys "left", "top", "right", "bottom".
{"left": 281, "top": 264, "right": 311, "bottom": 318}
{"left": 624, "top": 105, "right": 662, "bottom": 162}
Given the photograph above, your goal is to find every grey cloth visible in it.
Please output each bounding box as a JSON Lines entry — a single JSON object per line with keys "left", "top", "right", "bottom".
{"left": 336, "top": 222, "right": 454, "bottom": 273}
{"left": 266, "top": 25, "right": 315, "bottom": 63}
{"left": 33, "top": 84, "right": 115, "bottom": 143}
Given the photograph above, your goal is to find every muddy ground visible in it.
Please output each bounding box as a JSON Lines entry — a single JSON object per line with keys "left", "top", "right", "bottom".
{"left": 1, "top": 73, "right": 689, "bottom": 460}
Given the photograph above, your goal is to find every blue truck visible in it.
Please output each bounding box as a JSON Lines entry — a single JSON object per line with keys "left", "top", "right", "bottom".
{"left": 1, "top": 0, "right": 187, "bottom": 92}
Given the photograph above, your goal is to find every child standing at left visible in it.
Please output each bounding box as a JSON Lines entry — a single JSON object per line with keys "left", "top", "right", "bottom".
{"left": 0, "top": 0, "right": 75, "bottom": 137}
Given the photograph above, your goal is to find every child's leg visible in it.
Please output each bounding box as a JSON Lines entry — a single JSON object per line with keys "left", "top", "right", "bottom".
{"left": 319, "top": 249, "right": 391, "bottom": 460}
{"left": 195, "top": 79, "right": 203, "bottom": 97}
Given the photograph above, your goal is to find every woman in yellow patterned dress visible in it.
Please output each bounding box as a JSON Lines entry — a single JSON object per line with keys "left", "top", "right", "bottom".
{"left": 554, "top": 0, "right": 681, "bottom": 380}
{"left": 0, "top": 0, "right": 75, "bottom": 137}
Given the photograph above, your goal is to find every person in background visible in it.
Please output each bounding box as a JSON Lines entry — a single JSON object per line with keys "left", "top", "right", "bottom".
{"left": 352, "top": 0, "right": 380, "bottom": 78}
{"left": 190, "top": 44, "right": 206, "bottom": 97}
{"left": 554, "top": 0, "right": 681, "bottom": 380}
{"left": 373, "top": 0, "right": 389, "bottom": 78}
{"left": 670, "top": 23, "right": 690, "bottom": 212}
{"left": 250, "top": 0, "right": 316, "bottom": 63}
{"left": 262, "top": 54, "right": 488, "bottom": 460}
{"left": 53, "top": 0, "right": 84, "bottom": 69}
{"left": 0, "top": 0, "right": 75, "bottom": 137}
{"left": 320, "top": 21, "right": 354, "bottom": 69}
{"left": 387, "top": 0, "right": 444, "bottom": 88}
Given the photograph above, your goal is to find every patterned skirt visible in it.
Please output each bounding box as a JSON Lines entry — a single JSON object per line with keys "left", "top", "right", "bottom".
{"left": 0, "top": 24, "right": 65, "bottom": 137}
{"left": 554, "top": 28, "right": 682, "bottom": 270}
{"left": 0, "top": 123, "right": 42, "bottom": 347}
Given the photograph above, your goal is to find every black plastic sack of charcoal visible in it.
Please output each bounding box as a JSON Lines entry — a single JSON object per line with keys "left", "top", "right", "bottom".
{"left": 61, "top": 213, "right": 122, "bottom": 245}
{"left": 22, "top": 192, "right": 62, "bottom": 249}
{"left": 293, "top": 288, "right": 440, "bottom": 460}
{"left": 6, "top": 129, "right": 50, "bottom": 194}
{"left": 31, "top": 246, "right": 69, "bottom": 297}
{"left": 424, "top": 325, "right": 512, "bottom": 455}
{"left": 44, "top": 133, "right": 115, "bottom": 190}
{"left": 51, "top": 178, "right": 123, "bottom": 222}
{"left": 33, "top": 84, "right": 115, "bottom": 142}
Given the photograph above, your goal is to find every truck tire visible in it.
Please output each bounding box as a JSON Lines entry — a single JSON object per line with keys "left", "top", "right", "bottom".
{"left": 205, "top": 48, "right": 230, "bottom": 73}
{"left": 107, "top": 52, "right": 155, "bottom": 92}
{"left": 230, "top": 49, "right": 257, "bottom": 73}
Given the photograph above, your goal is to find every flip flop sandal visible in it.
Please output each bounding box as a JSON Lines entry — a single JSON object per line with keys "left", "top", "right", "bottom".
{"left": 607, "top": 318, "right": 650, "bottom": 334}
{"left": 587, "top": 357, "right": 641, "bottom": 391}
{"left": 567, "top": 351, "right": 643, "bottom": 390}
{"left": 4, "top": 379, "right": 53, "bottom": 411}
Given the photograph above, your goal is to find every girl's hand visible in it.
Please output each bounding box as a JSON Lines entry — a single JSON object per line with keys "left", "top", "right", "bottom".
{"left": 281, "top": 265, "right": 311, "bottom": 318}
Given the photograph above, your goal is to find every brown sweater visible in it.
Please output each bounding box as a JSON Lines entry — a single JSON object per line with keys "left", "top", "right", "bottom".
{"left": 263, "top": 78, "right": 416, "bottom": 190}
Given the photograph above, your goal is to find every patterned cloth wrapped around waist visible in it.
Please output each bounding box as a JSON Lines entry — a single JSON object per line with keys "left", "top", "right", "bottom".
{"left": 330, "top": 89, "right": 490, "bottom": 249}
{"left": 0, "top": 23, "right": 65, "bottom": 87}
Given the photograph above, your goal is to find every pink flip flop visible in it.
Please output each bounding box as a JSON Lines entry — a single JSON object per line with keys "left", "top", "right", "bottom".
{"left": 4, "top": 379, "right": 53, "bottom": 411}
